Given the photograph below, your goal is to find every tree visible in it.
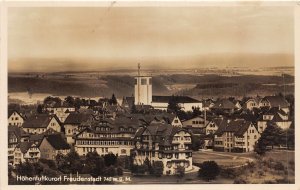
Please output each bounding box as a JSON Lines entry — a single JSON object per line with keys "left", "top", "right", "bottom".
{"left": 109, "top": 94, "right": 118, "bottom": 105}
{"left": 152, "top": 161, "right": 164, "bottom": 177}
{"left": 36, "top": 104, "right": 43, "bottom": 114}
{"left": 56, "top": 149, "right": 83, "bottom": 174}
{"left": 82, "top": 151, "right": 105, "bottom": 177}
{"left": 64, "top": 96, "right": 75, "bottom": 106}
{"left": 254, "top": 122, "right": 284, "bottom": 155}
{"left": 167, "top": 95, "right": 181, "bottom": 114}
{"left": 191, "top": 135, "right": 205, "bottom": 151}
{"left": 176, "top": 165, "right": 185, "bottom": 178}
{"left": 131, "top": 104, "right": 137, "bottom": 114}
{"left": 74, "top": 97, "right": 82, "bottom": 110}
{"left": 192, "top": 107, "right": 202, "bottom": 117}
{"left": 198, "top": 161, "right": 220, "bottom": 181}
{"left": 43, "top": 96, "right": 62, "bottom": 106}
{"left": 104, "top": 153, "right": 117, "bottom": 167}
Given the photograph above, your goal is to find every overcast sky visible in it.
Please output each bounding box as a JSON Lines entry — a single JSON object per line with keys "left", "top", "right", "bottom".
{"left": 8, "top": 5, "right": 294, "bottom": 72}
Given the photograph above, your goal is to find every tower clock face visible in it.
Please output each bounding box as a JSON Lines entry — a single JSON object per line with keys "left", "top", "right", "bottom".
{"left": 136, "top": 142, "right": 141, "bottom": 149}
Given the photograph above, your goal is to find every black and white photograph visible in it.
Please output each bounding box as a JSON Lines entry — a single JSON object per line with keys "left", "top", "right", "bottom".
{"left": 3, "top": 1, "right": 298, "bottom": 186}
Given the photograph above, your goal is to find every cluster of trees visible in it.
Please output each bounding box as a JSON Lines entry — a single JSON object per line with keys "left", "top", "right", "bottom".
{"left": 10, "top": 159, "right": 64, "bottom": 185}
{"left": 56, "top": 150, "right": 123, "bottom": 177}
{"left": 131, "top": 159, "right": 164, "bottom": 177}
{"left": 255, "top": 122, "right": 295, "bottom": 155}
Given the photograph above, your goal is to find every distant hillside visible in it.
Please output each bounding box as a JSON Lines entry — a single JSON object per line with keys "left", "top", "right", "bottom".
{"left": 8, "top": 74, "right": 294, "bottom": 99}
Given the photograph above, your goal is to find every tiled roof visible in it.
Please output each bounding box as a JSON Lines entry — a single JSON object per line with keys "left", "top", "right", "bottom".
{"left": 212, "top": 99, "right": 235, "bottom": 109}
{"left": 263, "top": 96, "right": 290, "bottom": 108}
{"left": 152, "top": 95, "right": 201, "bottom": 103}
{"left": 135, "top": 124, "right": 189, "bottom": 146}
{"left": 64, "top": 112, "right": 92, "bottom": 124}
{"left": 22, "top": 114, "right": 58, "bottom": 129}
{"left": 8, "top": 126, "right": 29, "bottom": 142}
{"left": 17, "top": 141, "right": 35, "bottom": 154}
{"left": 45, "top": 134, "right": 70, "bottom": 150}
{"left": 214, "top": 119, "right": 251, "bottom": 137}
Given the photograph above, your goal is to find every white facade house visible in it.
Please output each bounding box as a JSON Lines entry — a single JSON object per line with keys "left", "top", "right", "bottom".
{"left": 133, "top": 124, "right": 193, "bottom": 175}
{"left": 213, "top": 119, "right": 260, "bottom": 152}
{"left": 8, "top": 111, "right": 25, "bottom": 127}
{"left": 257, "top": 107, "right": 292, "bottom": 132}
{"left": 22, "top": 114, "right": 62, "bottom": 134}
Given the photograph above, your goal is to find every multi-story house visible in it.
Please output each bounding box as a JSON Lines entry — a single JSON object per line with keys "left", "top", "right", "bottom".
{"left": 243, "top": 97, "right": 261, "bottom": 111}
{"left": 211, "top": 99, "right": 236, "bottom": 114}
{"left": 39, "top": 133, "right": 70, "bottom": 160}
{"left": 182, "top": 116, "right": 207, "bottom": 135}
{"left": 205, "top": 117, "right": 226, "bottom": 135}
{"left": 213, "top": 119, "right": 260, "bottom": 152}
{"left": 259, "top": 96, "right": 290, "bottom": 113}
{"left": 22, "top": 114, "right": 62, "bottom": 134}
{"left": 64, "top": 112, "right": 94, "bottom": 144}
{"left": 13, "top": 142, "right": 41, "bottom": 165}
{"left": 257, "top": 107, "right": 292, "bottom": 132}
{"left": 133, "top": 123, "right": 193, "bottom": 175}
{"left": 8, "top": 126, "right": 29, "bottom": 164}
{"left": 46, "top": 105, "right": 76, "bottom": 123}
{"left": 74, "top": 116, "right": 141, "bottom": 156}
{"left": 8, "top": 110, "right": 25, "bottom": 127}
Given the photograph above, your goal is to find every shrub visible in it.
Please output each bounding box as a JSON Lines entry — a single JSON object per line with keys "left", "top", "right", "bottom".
{"left": 198, "top": 161, "right": 220, "bottom": 181}
{"left": 152, "top": 161, "right": 164, "bottom": 177}
{"left": 176, "top": 166, "right": 185, "bottom": 178}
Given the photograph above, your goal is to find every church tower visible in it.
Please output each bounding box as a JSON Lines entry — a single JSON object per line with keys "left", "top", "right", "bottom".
{"left": 134, "top": 63, "right": 152, "bottom": 105}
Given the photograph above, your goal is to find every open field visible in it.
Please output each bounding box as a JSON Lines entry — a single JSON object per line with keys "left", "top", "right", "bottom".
{"left": 193, "top": 150, "right": 254, "bottom": 167}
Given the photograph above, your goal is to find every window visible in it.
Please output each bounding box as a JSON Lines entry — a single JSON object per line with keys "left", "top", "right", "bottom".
{"left": 141, "top": 79, "right": 147, "bottom": 85}
{"left": 149, "top": 78, "right": 152, "bottom": 85}
{"left": 254, "top": 135, "right": 257, "bottom": 139}
{"left": 135, "top": 79, "right": 137, "bottom": 85}
{"left": 174, "top": 120, "right": 178, "bottom": 124}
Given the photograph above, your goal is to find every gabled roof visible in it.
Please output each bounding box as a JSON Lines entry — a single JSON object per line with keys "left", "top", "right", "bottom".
{"left": 16, "top": 142, "right": 37, "bottom": 154}
{"left": 8, "top": 126, "right": 29, "bottom": 141}
{"left": 44, "top": 134, "right": 70, "bottom": 150}
{"left": 152, "top": 95, "right": 201, "bottom": 103}
{"left": 22, "top": 114, "right": 59, "bottom": 129}
{"left": 8, "top": 110, "right": 25, "bottom": 119}
{"left": 262, "top": 96, "right": 290, "bottom": 108}
{"left": 214, "top": 119, "right": 252, "bottom": 137}
{"left": 64, "top": 112, "right": 92, "bottom": 124}
{"left": 212, "top": 99, "right": 235, "bottom": 110}
{"left": 135, "top": 123, "right": 190, "bottom": 146}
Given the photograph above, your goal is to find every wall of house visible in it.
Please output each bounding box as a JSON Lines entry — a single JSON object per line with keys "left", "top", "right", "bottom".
{"left": 134, "top": 77, "right": 152, "bottom": 105}
{"left": 8, "top": 112, "right": 24, "bottom": 126}
{"left": 182, "top": 117, "right": 205, "bottom": 128}
{"left": 48, "top": 117, "right": 61, "bottom": 132}
{"left": 65, "top": 124, "right": 79, "bottom": 144}
{"left": 205, "top": 121, "right": 219, "bottom": 135}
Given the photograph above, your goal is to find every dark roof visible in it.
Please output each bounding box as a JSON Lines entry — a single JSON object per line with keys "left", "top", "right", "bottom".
{"left": 17, "top": 142, "right": 36, "bottom": 154}
{"left": 135, "top": 124, "right": 190, "bottom": 146}
{"left": 152, "top": 96, "right": 201, "bottom": 103}
{"left": 212, "top": 99, "right": 235, "bottom": 110}
{"left": 8, "top": 126, "right": 29, "bottom": 142}
{"left": 22, "top": 114, "right": 59, "bottom": 129}
{"left": 257, "top": 107, "right": 290, "bottom": 122}
{"left": 64, "top": 112, "right": 92, "bottom": 124}
{"left": 45, "top": 134, "right": 70, "bottom": 150}
{"left": 8, "top": 110, "right": 25, "bottom": 119}
{"left": 214, "top": 119, "right": 252, "bottom": 137}
{"left": 263, "top": 96, "right": 289, "bottom": 108}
